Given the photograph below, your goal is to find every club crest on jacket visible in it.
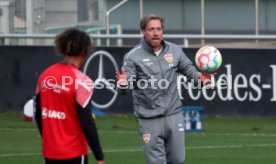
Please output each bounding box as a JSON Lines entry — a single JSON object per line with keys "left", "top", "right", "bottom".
{"left": 164, "top": 54, "right": 173, "bottom": 63}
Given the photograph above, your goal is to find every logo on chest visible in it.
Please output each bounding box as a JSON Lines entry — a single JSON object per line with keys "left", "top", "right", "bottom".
{"left": 164, "top": 53, "right": 174, "bottom": 67}
{"left": 142, "top": 58, "right": 154, "bottom": 66}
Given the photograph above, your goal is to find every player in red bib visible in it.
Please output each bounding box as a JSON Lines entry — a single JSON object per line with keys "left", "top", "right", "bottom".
{"left": 35, "top": 28, "right": 105, "bottom": 164}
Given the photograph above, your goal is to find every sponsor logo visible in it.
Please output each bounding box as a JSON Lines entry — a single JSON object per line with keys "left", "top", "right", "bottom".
{"left": 142, "top": 58, "right": 154, "bottom": 66}
{"left": 178, "top": 64, "right": 276, "bottom": 102}
{"left": 83, "top": 50, "right": 118, "bottom": 109}
{"left": 142, "top": 58, "right": 150, "bottom": 62}
{"left": 42, "top": 107, "right": 66, "bottom": 120}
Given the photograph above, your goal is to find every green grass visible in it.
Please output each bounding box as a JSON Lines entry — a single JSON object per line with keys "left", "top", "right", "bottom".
{"left": 1, "top": 113, "right": 276, "bottom": 164}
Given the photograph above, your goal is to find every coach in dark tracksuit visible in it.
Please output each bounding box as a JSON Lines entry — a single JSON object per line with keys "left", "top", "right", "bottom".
{"left": 116, "top": 14, "right": 212, "bottom": 164}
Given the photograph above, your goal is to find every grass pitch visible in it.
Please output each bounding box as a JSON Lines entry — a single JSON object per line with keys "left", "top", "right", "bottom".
{"left": 1, "top": 113, "right": 276, "bottom": 164}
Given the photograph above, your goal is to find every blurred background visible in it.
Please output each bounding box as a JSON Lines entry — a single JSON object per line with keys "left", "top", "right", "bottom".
{"left": 1, "top": 0, "right": 276, "bottom": 116}
{"left": 0, "top": 0, "right": 276, "bottom": 47}
{"left": 1, "top": 1, "right": 276, "bottom": 163}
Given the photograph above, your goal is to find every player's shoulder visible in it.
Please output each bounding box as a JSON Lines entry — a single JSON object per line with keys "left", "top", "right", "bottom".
{"left": 125, "top": 44, "right": 143, "bottom": 59}
{"left": 165, "top": 41, "right": 182, "bottom": 50}
{"left": 72, "top": 68, "right": 92, "bottom": 83}
{"left": 165, "top": 41, "right": 184, "bottom": 56}
{"left": 39, "top": 63, "right": 60, "bottom": 79}
{"left": 72, "top": 69, "right": 94, "bottom": 96}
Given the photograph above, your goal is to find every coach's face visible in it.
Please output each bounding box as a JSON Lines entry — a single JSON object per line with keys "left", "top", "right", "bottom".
{"left": 142, "top": 19, "right": 163, "bottom": 52}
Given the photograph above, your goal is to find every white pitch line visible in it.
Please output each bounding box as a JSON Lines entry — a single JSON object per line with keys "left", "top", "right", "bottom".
{"left": 100, "top": 130, "right": 138, "bottom": 134}
{"left": 186, "top": 143, "right": 276, "bottom": 150}
{"left": 2, "top": 143, "right": 276, "bottom": 157}
{"left": 2, "top": 128, "right": 276, "bottom": 137}
{"left": 191, "top": 132, "right": 276, "bottom": 137}
{"left": 0, "top": 152, "right": 41, "bottom": 157}
{"left": 0, "top": 128, "right": 139, "bottom": 135}
{"left": 104, "top": 148, "right": 142, "bottom": 153}
{"left": 0, "top": 128, "right": 37, "bottom": 131}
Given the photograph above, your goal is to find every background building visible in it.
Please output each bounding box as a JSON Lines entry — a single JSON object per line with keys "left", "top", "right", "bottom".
{"left": 1, "top": 0, "right": 276, "bottom": 34}
{"left": 0, "top": 0, "right": 276, "bottom": 47}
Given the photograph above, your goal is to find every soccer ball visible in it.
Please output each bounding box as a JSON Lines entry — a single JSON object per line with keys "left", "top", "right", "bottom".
{"left": 195, "top": 46, "right": 222, "bottom": 73}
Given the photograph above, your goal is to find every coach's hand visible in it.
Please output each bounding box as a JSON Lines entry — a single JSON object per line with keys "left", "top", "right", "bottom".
{"left": 199, "top": 72, "right": 216, "bottom": 85}
{"left": 97, "top": 160, "right": 105, "bottom": 164}
{"left": 116, "top": 67, "right": 128, "bottom": 86}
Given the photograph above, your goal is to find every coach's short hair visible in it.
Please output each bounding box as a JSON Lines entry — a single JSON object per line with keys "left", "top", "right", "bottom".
{"left": 55, "top": 28, "right": 93, "bottom": 57}
{"left": 140, "top": 14, "right": 165, "bottom": 31}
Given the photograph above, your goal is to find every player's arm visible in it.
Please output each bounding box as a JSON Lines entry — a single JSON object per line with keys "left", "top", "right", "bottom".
{"left": 76, "top": 77, "right": 104, "bottom": 162}
{"left": 34, "top": 93, "right": 42, "bottom": 136}
{"left": 76, "top": 100, "right": 104, "bottom": 161}
{"left": 76, "top": 84, "right": 104, "bottom": 161}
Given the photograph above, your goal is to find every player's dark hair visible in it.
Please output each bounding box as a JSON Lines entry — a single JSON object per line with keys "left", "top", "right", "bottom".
{"left": 55, "top": 28, "right": 93, "bottom": 57}
{"left": 140, "top": 14, "right": 165, "bottom": 31}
